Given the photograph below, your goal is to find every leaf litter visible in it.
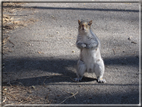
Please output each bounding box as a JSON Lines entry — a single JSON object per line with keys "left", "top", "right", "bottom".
{"left": 2, "top": 3, "right": 38, "bottom": 54}
{"left": 2, "top": 3, "right": 51, "bottom": 105}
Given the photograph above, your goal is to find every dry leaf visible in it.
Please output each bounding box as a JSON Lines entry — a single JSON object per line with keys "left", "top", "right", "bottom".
{"left": 4, "top": 88, "right": 7, "bottom": 91}
{"left": 31, "top": 86, "right": 35, "bottom": 89}
{"left": 38, "top": 51, "right": 44, "bottom": 54}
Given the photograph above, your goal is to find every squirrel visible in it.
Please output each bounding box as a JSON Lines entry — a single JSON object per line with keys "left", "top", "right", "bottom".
{"left": 75, "top": 20, "right": 106, "bottom": 83}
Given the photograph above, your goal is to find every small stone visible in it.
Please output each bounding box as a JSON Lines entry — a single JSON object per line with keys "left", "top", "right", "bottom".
{"left": 72, "top": 50, "right": 75, "bottom": 53}
{"left": 128, "top": 37, "right": 131, "bottom": 40}
{"left": 131, "top": 41, "right": 137, "bottom": 44}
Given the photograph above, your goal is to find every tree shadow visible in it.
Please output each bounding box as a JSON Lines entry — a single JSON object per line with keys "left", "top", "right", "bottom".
{"left": 2, "top": 57, "right": 98, "bottom": 86}
{"left": 2, "top": 75, "right": 98, "bottom": 86}
{"left": 56, "top": 91, "right": 139, "bottom": 104}
{"left": 2, "top": 56, "right": 139, "bottom": 104}
{"left": 2, "top": 55, "right": 139, "bottom": 86}
{"left": 3, "top": 5, "right": 139, "bottom": 12}
{"left": 104, "top": 55, "right": 139, "bottom": 67}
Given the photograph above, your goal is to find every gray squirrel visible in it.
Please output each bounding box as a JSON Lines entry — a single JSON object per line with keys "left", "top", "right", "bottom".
{"left": 75, "top": 20, "right": 106, "bottom": 83}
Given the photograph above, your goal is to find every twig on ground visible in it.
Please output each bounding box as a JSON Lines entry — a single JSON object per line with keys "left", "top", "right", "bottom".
{"left": 8, "top": 39, "right": 15, "bottom": 46}
{"left": 60, "top": 91, "right": 78, "bottom": 104}
{"left": 131, "top": 41, "right": 137, "bottom": 44}
{"left": 70, "top": 77, "right": 76, "bottom": 82}
{"left": 43, "top": 76, "right": 51, "bottom": 85}
{"left": 3, "top": 97, "right": 7, "bottom": 103}
{"left": 112, "top": 49, "right": 115, "bottom": 55}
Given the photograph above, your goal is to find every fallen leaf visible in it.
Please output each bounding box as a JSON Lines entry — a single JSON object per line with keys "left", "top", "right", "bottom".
{"left": 31, "top": 86, "right": 35, "bottom": 89}
{"left": 56, "top": 31, "right": 59, "bottom": 34}
{"left": 4, "top": 88, "right": 7, "bottom": 91}
{"left": 38, "top": 51, "right": 41, "bottom": 54}
{"left": 37, "top": 51, "right": 44, "bottom": 54}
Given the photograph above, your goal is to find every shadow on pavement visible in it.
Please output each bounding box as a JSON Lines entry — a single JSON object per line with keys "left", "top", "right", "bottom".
{"left": 3, "top": 5, "right": 139, "bottom": 12}
{"left": 2, "top": 56, "right": 139, "bottom": 104}
{"left": 104, "top": 55, "right": 139, "bottom": 67}
{"left": 57, "top": 90, "right": 139, "bottom": 104}
{"left": 2, "top": 55, "right": 139, "bottom": 86}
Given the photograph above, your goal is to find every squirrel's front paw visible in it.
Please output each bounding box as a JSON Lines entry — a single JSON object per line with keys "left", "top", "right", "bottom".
{"left": 86, "top": 44, "right": 91, "bottom": 49}
{"left": 81, "top": 44, "right": 86, "bottom": 48}
{"left": 77, "top": 43, "right": 86, "bottom": 49}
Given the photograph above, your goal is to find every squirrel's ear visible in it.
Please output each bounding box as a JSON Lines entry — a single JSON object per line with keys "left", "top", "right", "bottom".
{"left": 88, "top": 20, "right": 92, "bottom": 26}
{"left": 78, "top": 20, "right": 81, "bottom": 25}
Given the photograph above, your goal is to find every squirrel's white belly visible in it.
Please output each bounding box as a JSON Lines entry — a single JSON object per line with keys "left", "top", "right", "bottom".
{"left": 81, "top": 48, "right": 98, "bottom": 72}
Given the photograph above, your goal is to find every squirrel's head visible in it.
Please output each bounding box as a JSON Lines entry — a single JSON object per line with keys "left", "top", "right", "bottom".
{"left": 78, "top": 20, "right": 92, "bottom": 33}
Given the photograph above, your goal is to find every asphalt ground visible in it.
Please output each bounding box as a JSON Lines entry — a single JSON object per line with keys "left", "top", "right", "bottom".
{"left": 2, "top": 2, "right": 140, "bottom": 105}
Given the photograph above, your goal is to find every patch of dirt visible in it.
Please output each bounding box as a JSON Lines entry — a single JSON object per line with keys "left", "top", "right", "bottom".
{"left": 3, "top": 3, "right": 27, "bottom": 13}
{"left": 2, "top": 3, "right": 42, "bottom": 105}
{"left": 2, "top": 85, "right": 51, "bottom": 105}
{"left": 2, "top": 3, "right": 38, "bottom": 54}
{"left": 3, "top": 14, "right": 37, "bottom": 31}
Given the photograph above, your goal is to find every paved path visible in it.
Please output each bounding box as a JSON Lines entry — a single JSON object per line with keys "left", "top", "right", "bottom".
{"left": 2, "top": 2, "right": 140, "bottom": 105}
